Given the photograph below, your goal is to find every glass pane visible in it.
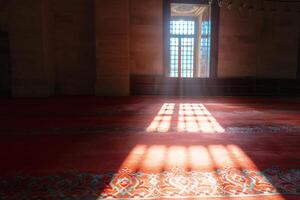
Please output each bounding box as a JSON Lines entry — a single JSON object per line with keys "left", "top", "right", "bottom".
{"left": 199, "top": 20, "right": 211, "bottom": 78}
{"left": 170, "top": 20, "right": 195, "bottom": 35}
{"left": 181, "top": 38, "right": 194, "bottom": 78}
{"left": 170, "top": 37, "right": 179, "bottom": 77}
{"left": 169, "top": 18, "right": 198, "bottom": 78}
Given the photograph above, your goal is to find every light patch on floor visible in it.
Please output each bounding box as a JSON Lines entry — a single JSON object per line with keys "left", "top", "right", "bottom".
{"left": 147, "top": 103, "right": 225, "bottom": 133}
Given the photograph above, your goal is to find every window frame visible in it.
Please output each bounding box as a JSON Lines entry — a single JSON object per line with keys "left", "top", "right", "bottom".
{"left": 170, "top": 16, "right": 198, "bottom": 78}
{"left": 163, "top": 0, "right": 219, "bottom": 78}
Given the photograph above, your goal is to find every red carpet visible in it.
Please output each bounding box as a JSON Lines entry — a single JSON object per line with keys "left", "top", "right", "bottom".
{"left": 0, "top": 97, "right": 299, "bottom": 199}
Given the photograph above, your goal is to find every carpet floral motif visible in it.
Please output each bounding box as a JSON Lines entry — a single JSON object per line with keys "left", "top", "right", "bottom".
{"left": 0, "top": 167, "right": 299, "bottom": 199}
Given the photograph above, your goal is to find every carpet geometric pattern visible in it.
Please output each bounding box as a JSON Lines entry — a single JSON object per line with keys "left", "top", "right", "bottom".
{"left": 1, "top": 167, "right": 299, "bottom": 199}
{"left": 1, "top": 97, "right": 300, "bottom": 200}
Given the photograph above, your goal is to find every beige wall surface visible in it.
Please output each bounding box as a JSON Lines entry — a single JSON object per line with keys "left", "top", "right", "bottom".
{"left": 218, "top": 8, "right": 300, "bottom": 78}
{"left": 3, "top": 0, "right": 95, "bottom": 96}
{"left": 95, "top": 0, "right": 130, "bottom": 96}
{"left": 45, "top": 0, "right": 96, "bottom": 95}
{"left": 130, "top": 0, "right": 163, "bottom": 75}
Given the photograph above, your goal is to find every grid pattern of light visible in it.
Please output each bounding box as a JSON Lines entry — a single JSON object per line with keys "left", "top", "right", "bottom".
{"left": 200, "top": 21, "right": 211, "bottom": 76}
{"left": 170, "top": 19, "right": 195, "bottom": 78}
{"left": 170, "top": 38, "right": 179, "bottom": 77}
{"left": 181, "top": 38, "right": 194, "bottom": 78}
{"left": 201, "top": 21, "right": 210, "bottom": 35}
{"left": 170, "top": 20, "right": 195, "bottom": 35}
{"left": 177, "top": 104, "right": 224, "bottom": 133}
{"left": 146, "top": 103, "right": 175, "bottom": 132}
{"left": 146, "top": 103, "right": 225, "bottom": 133}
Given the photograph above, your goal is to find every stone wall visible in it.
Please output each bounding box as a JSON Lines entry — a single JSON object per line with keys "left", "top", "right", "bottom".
{"left": 218, "top": 8, "right": 300, "bottom": 78}
{"left": 3, "top": 0, "right": 95, "bottom": 96}
{"left": 9, "top": 0, "right": 53, "bottom": 96}
{"left": 94, "top": 0, "right": 130, "bottom": 96}
{"left": 1, "top": 0, "right": 299, "bottom": 97}
{"left": 46, "top": 0, "right": 95, "bottom": 95}
{"left": 0, "top": 2, "right": 10, "bottom": 95}
{"left": 0, "top": 31, "right": 10, "bottom": 95}
{"left": 130, "top": 0, "right": 163, "bottom": 75}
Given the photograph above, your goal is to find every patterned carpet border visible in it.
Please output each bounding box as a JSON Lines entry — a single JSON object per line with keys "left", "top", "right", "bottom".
{"left": 1, "top": 167, "right": 300, "bottom": 199}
